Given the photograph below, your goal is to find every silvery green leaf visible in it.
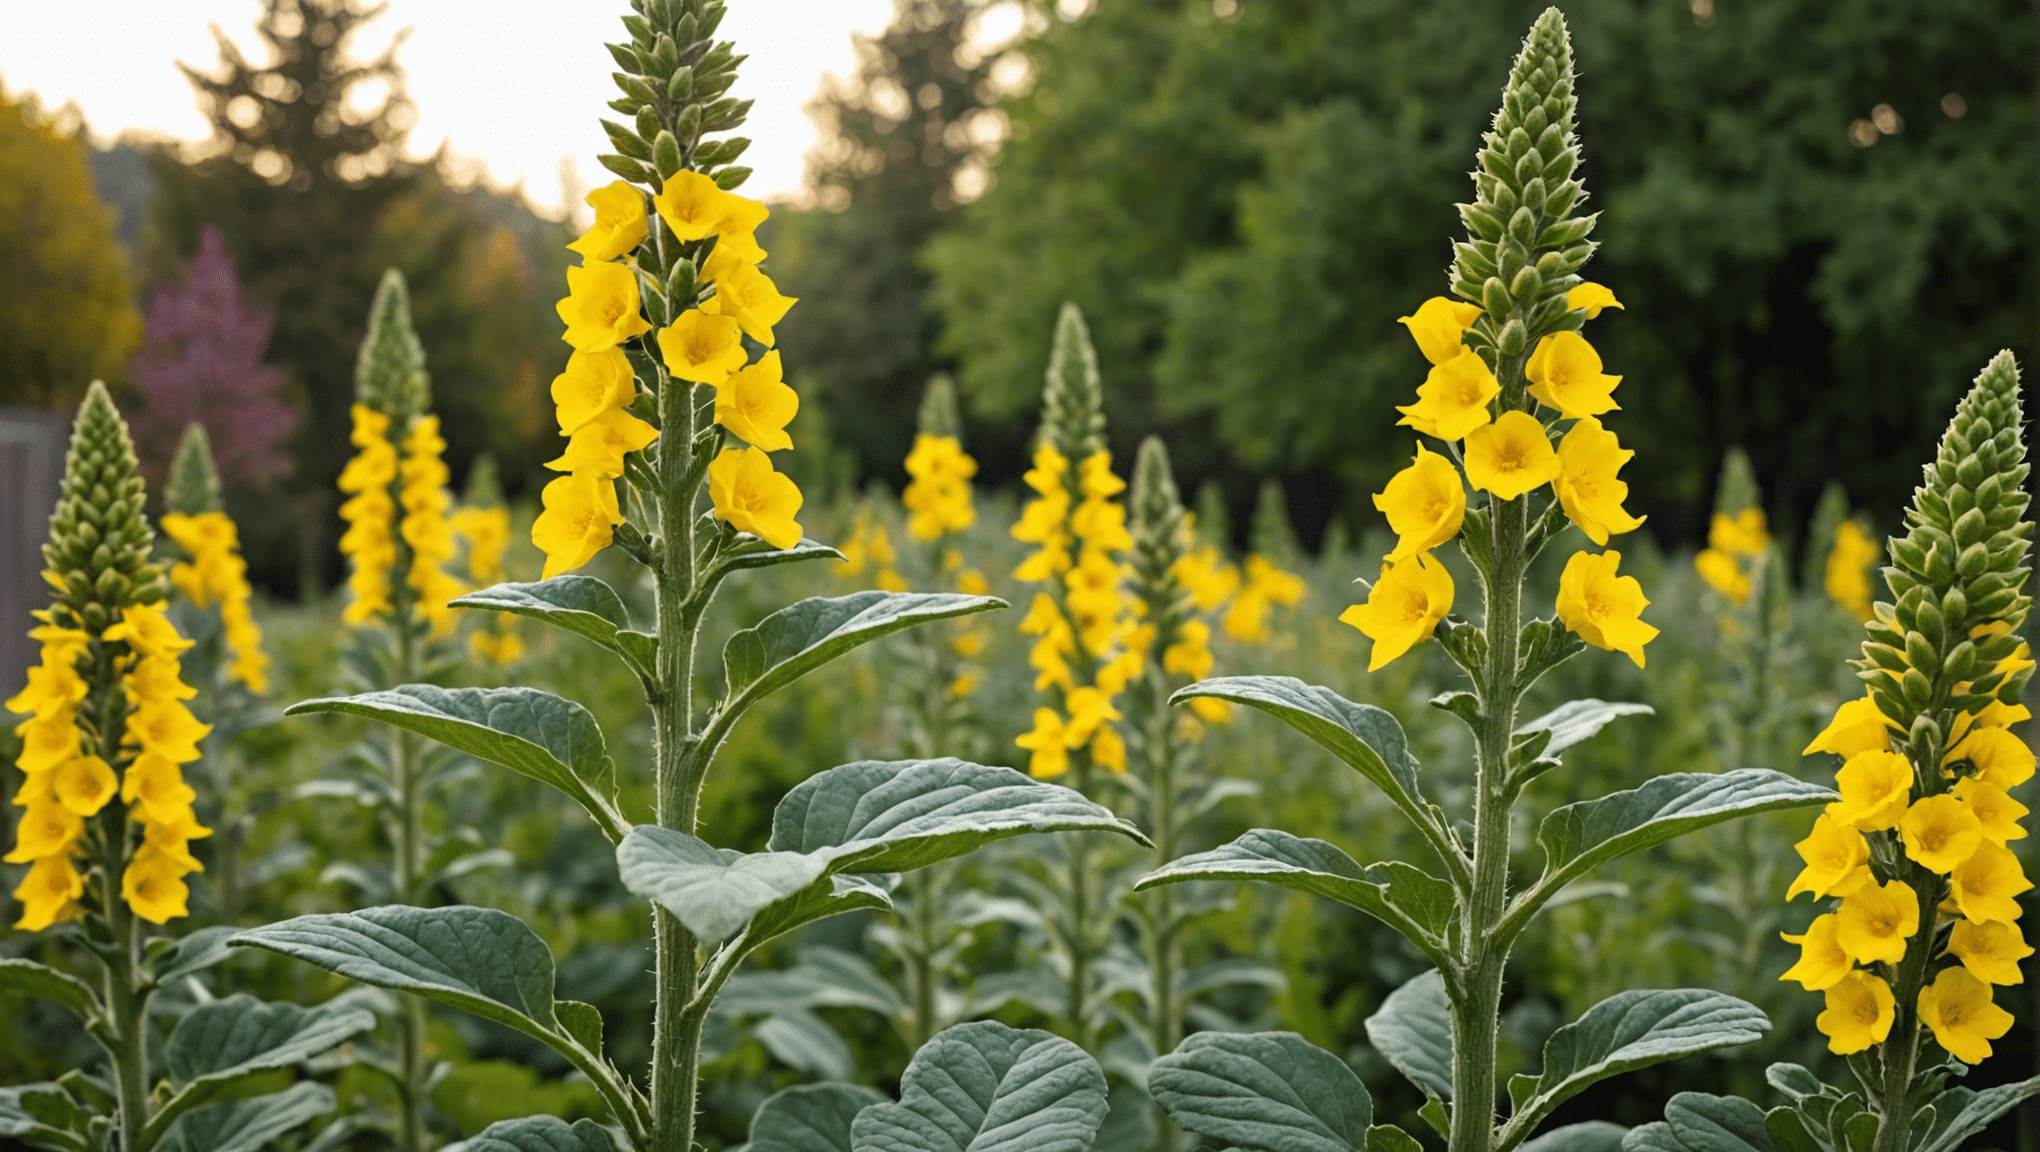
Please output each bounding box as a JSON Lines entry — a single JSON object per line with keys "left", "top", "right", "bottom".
{"left": 616, "top": 829, "right": 831, "bottom": 946}
{"left": 1094, "top": 1082, "right": 1154, "bottom": 1152}
{"left": 1365, "top": 1127, "right": 1425, "bottom": 1152}
{"left": 754, "top": 1009, "right": 855, "bottom": 1081}
{"left": 0, "top": 959, "right": 98, "bottom": 1018}
{"left": 748, "top": 1083, "right": 887, "bottom": 1152}
{"left": 1364, "top": 970, "right": 1453, "bottom": 1103}
{"left": 449, "top": 576, "right": 653, "bottom": 680}
{"left": 0, "top": 1086, "right": 90, "bottom": 1152}
{"left": 1174, "top": 958, "right": 1286, "bottom": 999}
{"left": 1147, "top": 1031, "right": 1372, "bottom": 1152}
{"left": 144, "top": 995, "right": 376, "bottom": 1145}
{"left": 1915, "top": 1075, "right": 2040, "bottom": 1152}
{"left": 1519, "top": 1122, "right": 1628, "bottom": 1152}
{"left": 712, "top": 537, "right": 847, "bottom": 575}
{"left": 722, "top": 591, "right": 1004, "bottom": 710}
{"left": 1501, "top": 991, "right": 1768, "bottom": 1150}
{"left": 1515, "top": 700, "right": 1653, "bottom": 758}
{"left": 156, "top": 1082, "right": 336, "bottom": 1152}
{"left": 1761, "top": 1065, "right": 1830, "bottom": 1104}
{"left": 150, "top": 926, "right": 241, "bottom": 985}
{"left": 1621, "top": 1123, "right": 1686, "bottom": 1152}
{"left": 1135, "top": 830, "right": 1451, "bottom": 968}
{"left": 286, "top": 685, "right": 628, "bottom": 842}
{"left": 1169, "top": 677, "right": 1432, "bottom": 831}
{"left": 441, "top": 1115, "right": 619, "bottom": 1152}
{"left": 851, "top": 1021, "right": 1108, "bottom": 1152}
{"left": 1626, "top": 1094, "right": 1776, "bottom": 1152}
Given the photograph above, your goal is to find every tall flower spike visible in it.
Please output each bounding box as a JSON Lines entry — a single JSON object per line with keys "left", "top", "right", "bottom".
{"left": 43, "top": 383, "right": 166, "bottom": 634}
{"left": 356, "top": 269, "right": 430, "bottom": 424}
{"left": 1041, "top": 302, "right": 1107, "bottom": 461}
{"left": 165, "top": 422, "right": 223, "bottom": 516}
{"left": 918, "top": 373, "right": 962, "bottom": 440}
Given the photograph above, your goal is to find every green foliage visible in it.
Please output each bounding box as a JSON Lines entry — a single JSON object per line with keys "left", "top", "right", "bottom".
{"left": 152, "top": 1081, "right": 337, "bottom": 1152}
{"left": 1147, "top": 1030, "right": 1382, "bottom": 1152}
{"left": 748, "top": 1083, "right": 886, "bottom": 1152}
{"left": 442, "top": 1115, "right": 619, "bottom": 1152}
{"left": 165, "top": 423, "right": 224, "bottom": 516}
{"left": 849, "top": 1021, "right": 1108, "bottom": 1152}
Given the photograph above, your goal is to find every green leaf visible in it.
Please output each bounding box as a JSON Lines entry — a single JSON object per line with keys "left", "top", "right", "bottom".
{"left": 711, "top": 537, "right": 847, "bottom": 575}
{"left": 556, "top": 1000, "right": 605, "bottom": 1058}
{"left": 1501, "top": 990, "right": 1768, "bottom": 1149}
{"left": 722, "top": 591, "right": 1004, "bottom": 705}
{"left": 768, "top": 758, "right": 1150, "bottom": 870}
{"left": 1170, "top": 677, "right": 1435, "bottom": 831}
{"left": 1761, "top": 1065, "right": 1831, "bottom": 1104}
{"left": 0, "top": 1086, "right": 91, "bottom": 1152}
{"left": 0, "top": 958, "right": 99, "bottom": 1018}
{"left": 748, "top": 1083, "right": 887, "bottom": 1152}
{"left": 1134, "top": 830, "right": 1451, "bottom": 968}
{"left": 449, "top": 576, "right": 652, "bottom": 679}
{"left": 1364, "top": 970, "right": 1453, "bottom": 1103}
{"left": 1519, "top": 1122, "right": 1627, "bottom": 1152}
{"left": 1148, "top": 1031, "right": 1372, "bottom": 1152}
{"left": 742, "top": 875, "right": 895, "bottom": 951}
{"left": 851, "top": 1021, "right": 1108, "bottom": 1152}
{"left": 1511, "top": 771, "right": 1833, "bottom": 939}
{"left": 1515, "top": 700, "right": 1653, "bottom": 758}
{"left": 157, "top": 1082, "right": 337, "bottom": 1152}
{"left": 285, "top": 686, "right": 629, "bottom": 843}
{"left": 145, "top": 994, "right": 376, "bottom": 1145}
{"left": 1660, "top": 1093, "right": 1777, "bottom": 1152}
{"left": 441, "top": 1115, "right": 619, "bottom": 1152}
{"left": 622, "top": 759, "right": 1144, "bottom": 947}
{"left": 232, "top": 905, "right": 563, "bottom": 1041}
{"left": 150, "top": 926, "right": 241, "bottom": 985}
{"left": 1365, "top": 1127, "right": 1425, "bottom": 1152}
{"left": 1916, "top": 1075, "right": 2040, "bottom": 1152}
{"left": 1623, "top": 1124, "right": 1685, "bottom": 1152}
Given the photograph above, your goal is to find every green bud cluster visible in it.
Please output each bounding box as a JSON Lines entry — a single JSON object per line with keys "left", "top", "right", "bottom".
{"left": 598, "top": 0, "right": 753, "bottom": 193}
{"left": 41, "top": 382, "right": 166, "bottom": 634}
{"left": 356, "top": 269, "right": 430, "bottom": 423}
{"left": 165, "top": 422, "right": 223, "bottom": 516}
{"left": 1250, "top": 479, "right": 1299, "bottom": 564}
{"left": 1129, "top": 435, "right": 1193, "bottom": 648}
{"left": 1860, "top": 350, "right": 2032, "bottom": 757}
{"left": 917, "top": 375, "right": 962, "bottom": 440}
{"left": 1712, "top": 447, "right": 1761, "bottom": 518}
{"left": 1040, "top": 302, "right": 1107, "bottom": 462}
{"left": 1451, "top": 6, "right": 1596, "bottom": 365}
{"left": 463, "top": 452, "right": 505, "bottom": 508}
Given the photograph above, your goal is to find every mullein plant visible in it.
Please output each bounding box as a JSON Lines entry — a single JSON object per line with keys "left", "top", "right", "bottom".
{"left": 1644, "top": 351, "right": 2040, "bottom": 1152}
{"left": 1010, "top": 303, "right": 1148, "bottom": 1050}
{"left": 157, "top": 422, "right": 273, "bottom": 920}
{"left": 2, "top": 384, "right": 368, "bottom": 1152}
{"left": 1219, "top": 483, "right": 1307, "bottom": 645}
{"left": 1696, "top": 448, "right": 1771, "bottom": 611}
{"left": 239, "top": 6, "right": 1147, "bottom": 1152}
{"left": 1137, "top": 13, "right": 1832, "bottom": 1152}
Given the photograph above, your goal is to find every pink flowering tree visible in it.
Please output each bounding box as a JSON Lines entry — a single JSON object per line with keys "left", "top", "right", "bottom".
{"left": 132, "top": 227, "right": 298, "bottom": 491}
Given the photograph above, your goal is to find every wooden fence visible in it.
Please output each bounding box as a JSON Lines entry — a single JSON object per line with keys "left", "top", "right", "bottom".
{"left": 1, "top": 409, "right": 69, "bottom": 702}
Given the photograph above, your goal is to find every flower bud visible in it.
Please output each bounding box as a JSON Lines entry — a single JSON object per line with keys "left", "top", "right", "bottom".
{"left": 1941, "top": 640, "right": 1980, "bottom": 683}
{"left": 1904, "top": 631, "right": 1939, "bottom": 677}
{"left": 1496, "top": 318, "right": 1528, "bottom": 359}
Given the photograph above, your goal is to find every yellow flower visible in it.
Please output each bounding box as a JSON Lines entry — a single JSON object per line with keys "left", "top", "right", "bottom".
{"left": 1016, "top": 708, "right": 1071, "bottom": 779}
{"left": 1525, "top": 332, "right": 1621, "bottom": 419}
{"left": 557, "top": 260, "right": 652, "bottom": 352}
{"left": 1949, "top": 919, "right": 2033, "bottom": 986}
{"left": 1396, "top": 297, "right": 1484, "bottom": 365}
{"left": 1078, "top": 452, "right": 1125, "bottom": 500}
{"left": 1778, "top": 914, "right": 1851, "bottom": 990}
{"left": 1091, "top": 724, "right": 1128, "bottom": 772}
{"left": 705, "top": 262, "right": 798, "bottom": 347}
{"left": 1786, "top": 814, "right": 1873, "bottom": 900}
{"left": 103, "top": 603, "right": 193, "bottom": 663}
{"left": 715, "top": 350, "right": 799, "bottom": 452}
{"left": 546, "top": 407, "right": 660, "bottom": 477}
{"left": 1063, "top": 686, "right": 1122, "bottom": 746}
{"left": 1899, "top": 794, "right": 1985, "bottom": 874}
{"left": 15, "top": 712, "right": 82, "bottom": 774}
{"left": 1805, "top": 696, "right": 1896, "bottom": 758}
{"left": 1835, "top": 879, "right": 1919, "bottom": 964}
{"left": 1375, "top": 444, "right": 1466, "bottom": 560}
{"left": 1188, "top": 696, "right": 1232, "bottom": 725}
{"left": 653, "top": 170, "right": 768, "bottom": 241}
{"left": 1709, "top": 508, "right": 1769, "bottom": 556}
{"left": 708, "top": 446, "right": 805, "bottom": 550}
{"left": 51, "top": 755, "right": 117, "bottom": 818}
{"left": 1816, "top": 971, "right": 1895, "bottom": 1055}
{"left": 531, "top": 472, "right": 623, "bottom": 579}
{"left": 1950, "top": 699, "right": 2031, "bottom": 747}
{"left": 1825, "top": 520, "right": 1880, "bottom": 621}
{"left": 1951, "top": 840, "right": 2032, "bottom": 925}
{"left": 1693, "top": 549, "right": 1751, "bottom": 607}
{"left": 658, "top": 308, "right": 749, "bottom": 385}
{"left": 1827, "top": 750, "right": 1914, "bottom": 831}
{"left": 707, "top": 228, "right": 767, "bottom": 269}
{"left": 1554, "top": 416, "right": 1645, "bottom": 544}
{"left": 1953, "top": 777, "right": 2029, "bottom": 845}
{"left": 5, "top": 800, "right": 83, "bottom": 862}
{"left": 1464, "top": 411, "right": 1561, "bottom": 500}
{"left": 135, "top": 805, "right": 211, "bottom": 870}
{"left": 12, "top": 855, "right": 83, "bottom": 931}
{"left": 1555, "top": 550, "right": 1657, "bottom": 668}
{"left": 128, "top": 699, "right": 212, "bottom": 764}
{"left": 567, "top": 180, "right": 649, "bottom": 261}
{"left": 122, "top": 753, "right": 200, "bottom": 825}
{"left": 1948, "top": 727, "right": 2036, "bottom": 789}
{"left": 5, "top": 661, "right": 86, "bottom": 720}
{"left": 1917, "top": 966, "right": 2015, "bottom": 1065}
{"left": 551, "top": 348, "right": 637, "bottom": 435}
{"left": 1565, "top": 282, "right": 1623, "bottom": 319}
{"left": 1396, "top": 349, "right": 1498, "bottom": 442}
{"left": 121, "top": 856, "right": 191, "bottom": 924}
{"left": 1338, "top": 553, "right": 1454, "bottom": 672}
{"left": 1164, "top": 620, "right": 1215, "bottom": 680}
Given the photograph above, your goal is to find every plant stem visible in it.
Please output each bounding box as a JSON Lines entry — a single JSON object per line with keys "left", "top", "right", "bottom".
{"left": 1452, "top": 422, "right": 1531, "bottom": 1152}
{"left": 103, "top": 891, "right": 148, "bottom": 1152}
{"left": 1871, "top": 867, "right": 1938, "bottom": 1152}
{"left": 391, "top": 613, "right": 431, "bottom": 1152}
{"left": 652, "top": 356, "right": 705, "bottom": 1152}
{"left": 906, "top": 866, "right": 940, "bottom": 1050}
{"left": 1145, "top": 701, "right": 1182, "bottom": 1152}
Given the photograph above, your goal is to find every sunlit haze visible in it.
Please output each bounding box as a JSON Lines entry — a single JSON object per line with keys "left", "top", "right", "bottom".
{"left": 0, "top": 0, "right": 898, "bottom": 217}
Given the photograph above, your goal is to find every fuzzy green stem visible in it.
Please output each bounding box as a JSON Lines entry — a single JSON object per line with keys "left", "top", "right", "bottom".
{"left": 103, "top": 891, "right": 149, "bottom": 1152}
{"left": 906, "top": 866, "right": 941, "bottom": 1049}
{"left": 651, "top": 339, "right": 706, "bottom": 1152}
{"left": 390, "top": 609, "right": 431, "bottom": 1152}
{"left": 1145, "top": 700, "right": 1183, "bottom": 1152}
{"left": 1871, "top": 866, "right": 1940, "bottom": 1152}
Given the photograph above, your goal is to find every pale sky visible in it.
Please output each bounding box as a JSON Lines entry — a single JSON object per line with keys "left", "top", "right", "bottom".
{"left": 0, "top": 0, "right": 899, "bottom": 215}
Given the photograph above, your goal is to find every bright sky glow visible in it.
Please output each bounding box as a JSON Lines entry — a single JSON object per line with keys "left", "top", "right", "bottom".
{"left": 0, "top": 0, "right": 896, "bottom": 216}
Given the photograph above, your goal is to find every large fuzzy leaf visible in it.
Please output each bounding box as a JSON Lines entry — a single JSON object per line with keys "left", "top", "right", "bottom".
{"left": 1519, "top": 1123, "right": 1628, "bottom": 1152}
{"left": 1364, "top": 970, "right": 1453, "bottom": 1104}
{"left": 1148, "top": 1031, "right": 1372, "bottom": 1152}
{"left": 1916, "top": 1075, "right": 2040, "bottom": 1152}
{"left": 156, "top": 1082, "right": 337, "bottom": 1152}
{"left": 1500, "top": 991, "right": 1768, "bottom": 1149}
{"left": 450, "top": 577, "right": 654, "bottom": 679}
{"left": 0, "top": 1085, "right": 90, "bottom": 1152}
{"left": 617, "top": 831, "right": 832, "bottom": 946}
{"left": 143, "top": 995, "right": 376, "bottom": 1145}
{"left": 748, "top": 1083, "right": 889, "bottom": 1152}
{"left": 285, "top": 685, "right": 628, "bottom": 842}
{"left": 851, "top": 1021, "right": 1108, "bottom": 1152}
{"left": 1515, "top": 701, "right": 1654, "bottom": 758}
{"left": 723, "top": 591, "right": 1004, "bottom": 705}
{"left": 441, "top": 1115, "right": 619, "bottom": 1152}
{"left": 1134, "top": 830, "right": 1452, "bottom": 968}
{"left": 0, "top": 958, "right": 98, "bottom": 1018}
